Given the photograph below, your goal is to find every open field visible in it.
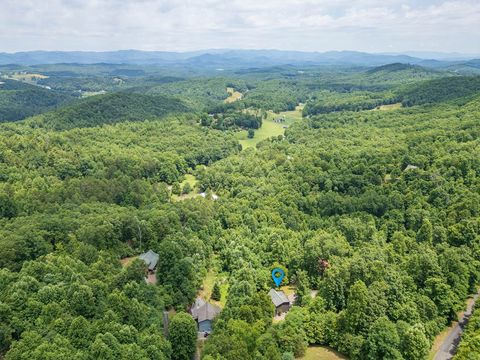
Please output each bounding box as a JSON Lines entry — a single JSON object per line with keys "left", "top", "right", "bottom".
{"left": 8, "top": 73, "right": 49, "bottom": 81}
{"left": 374, "top": 102, "right": 402, "bottom": 111}
{"left": 81, "top": 90, "right": 107, "bottom": 98}
{"left": 299, "top": 346, "right": 348, "bottom": 360}
{"left": 236, "top": 104, "right": 304, "bottom": 149}
{"left": 224, "top": 87, "right": 243, "bottom": 103}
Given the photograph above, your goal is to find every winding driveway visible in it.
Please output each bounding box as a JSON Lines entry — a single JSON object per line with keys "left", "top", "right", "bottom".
{"left": 434, "top": 291, "right": 480, "bottom": 360}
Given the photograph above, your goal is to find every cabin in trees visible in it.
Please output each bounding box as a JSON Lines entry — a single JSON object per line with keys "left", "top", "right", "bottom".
{"left": 191, "top": 297, "right": 221, "bottom": 334}
{"left": 139, "top": 250, "right": 159, "bottom": 284}
{"left": 268, "top": 289, "right": 291, "bottom": 316}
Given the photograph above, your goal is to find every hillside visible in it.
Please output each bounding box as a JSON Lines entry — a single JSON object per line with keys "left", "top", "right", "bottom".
{"left": 28, "top": 92, "right": 192, "bottom": 130}
{"left": 0, "top": 79, "right": 75, "bottom": 121}
{"left": 398, "top": 75, "right": 480, "bottom": 106}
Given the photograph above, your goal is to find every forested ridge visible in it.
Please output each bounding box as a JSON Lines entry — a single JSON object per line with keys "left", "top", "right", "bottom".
{"left": 0, "top": 63, "right": 479, "bottom": 360}
{"left": 0, "top": 79, "right": 75, "bottom": 122}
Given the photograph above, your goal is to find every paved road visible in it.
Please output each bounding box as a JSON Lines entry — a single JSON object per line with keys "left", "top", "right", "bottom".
{"left": 434, "top": 291, "right": 480, "bottom": 360}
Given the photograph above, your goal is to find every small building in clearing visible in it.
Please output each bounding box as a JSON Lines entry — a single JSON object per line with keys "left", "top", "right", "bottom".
{"left": 191, "top": 297, "right": 221, "bottom": 334}
{"left": 139, "top": 250, "right": 159, "bottom": 284}
{"left": 139, "top": 250, "right": 159, "bottom": 272}
{"left": 269, "top": 289, "right": 291, "bottom": 316}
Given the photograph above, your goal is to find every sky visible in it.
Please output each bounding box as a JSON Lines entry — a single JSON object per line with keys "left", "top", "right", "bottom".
{"left": 0, "top": 0, "right": 479, "bottom": 54}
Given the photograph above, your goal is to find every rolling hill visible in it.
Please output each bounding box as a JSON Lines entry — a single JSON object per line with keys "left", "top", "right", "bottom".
{"left": 27, "top": 92, "right": 192, "bottom": 130}
{"left": 0, "top": 79, "right": 75, "bottom": 122}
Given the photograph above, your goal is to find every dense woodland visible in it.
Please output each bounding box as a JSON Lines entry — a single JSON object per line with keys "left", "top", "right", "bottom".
{"left": 0, "top": 61, "right": 479, "bottom": 360}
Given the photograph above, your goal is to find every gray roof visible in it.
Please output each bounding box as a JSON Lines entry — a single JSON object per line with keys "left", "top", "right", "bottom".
{"left": 191, "top": 297, "right": 206, "bottom": 319}
{"left": 139, "top": 250, "right": 159, "bottom": 271}
{"left": 193, "top": 301, "right": 221, "bottom": 323}
{"left": 268, "top": 289, "right": 290, "bottom": 308}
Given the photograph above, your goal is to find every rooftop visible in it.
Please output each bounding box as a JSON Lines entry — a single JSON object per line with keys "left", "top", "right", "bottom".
{"left": 138, "top": 250, "right": 159, "bottom": 271}
{"left": 191, "top": 298, "right": 221, "bottom": 322}
{"left": 268, "top": 289, "right": 290, "bottom": 307}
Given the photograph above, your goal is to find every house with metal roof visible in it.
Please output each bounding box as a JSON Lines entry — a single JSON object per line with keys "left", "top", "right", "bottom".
{"left": 268, "top": 288, "right": 291, "bottom": 316}
{"left": 191, "top": 297, "right": 221, "bottom": 333}
{"left": 138, "top": 250, "right": 159, "bottom": 271}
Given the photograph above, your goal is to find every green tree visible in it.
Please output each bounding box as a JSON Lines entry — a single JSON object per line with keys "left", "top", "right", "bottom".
{"left": 182, "top": 182, "right": 192, "bottom": 195}
{"left": 211, "top": 282, "right": 221, "bottom": 301}
{"left": 172, "top": 183, "right": 181, "bottom": 195}
{"left": 248, "top": 129, "right": 255, "bottom": 139}
{"left": 400, "top": 324, "right": 429, "bottom": 360}
{"left": 417, "top": 219, "right": 433, "bottom": 244}
{"left": 169, "top": 312, "right": 197, "bottom": 360}
{"left": 364, "top": 317, "right": 402, "bottom": 360}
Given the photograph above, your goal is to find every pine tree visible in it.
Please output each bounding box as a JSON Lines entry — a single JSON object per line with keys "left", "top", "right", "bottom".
{"left": 211, "top": 282, "right": 221, "bottom": 301}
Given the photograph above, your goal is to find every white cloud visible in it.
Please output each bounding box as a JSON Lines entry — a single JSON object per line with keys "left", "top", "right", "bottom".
{"left": 0, "top": 0, "right": 478, "bottom": 53}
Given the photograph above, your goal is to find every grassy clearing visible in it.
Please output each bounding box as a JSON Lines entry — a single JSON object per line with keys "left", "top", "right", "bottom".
{"left": 9, "top": 73, "right": 48, "bottom": 81}
{"left": 224, "top": 87, "right": 243, "bottom": 103}
{"left": 120, "top": 256, "right": 138, "bottom": 267}
{"left": 181, "top": 174, "right": 198, "bottom": 189}
{"left": 81, "top": 90, "right": 107, "bottom": 98}
{"left": 198, "top": 269, "right": 228, "bottom": 308}
{"left": 299, "top": 346, "right": 347, "bottom": 360}
{"left": 171, "top": 174, "right": 200, "bottom": 201}
{"left": 236, "top": 104, "right": 304, "bottom": 149}
{"left": 373, "top": 103, "right": 402, "bottom": 111}
{"left": 279, "top": 285, "right": 296, "bottom": 297}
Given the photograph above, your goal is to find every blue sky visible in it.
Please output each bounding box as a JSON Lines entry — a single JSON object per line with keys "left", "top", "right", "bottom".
{"left": 0, "top": 0, "right": 479, "bottom": 54}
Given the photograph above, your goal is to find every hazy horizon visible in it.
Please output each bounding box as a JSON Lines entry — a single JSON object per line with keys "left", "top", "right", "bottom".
{"left": 1, "top": 0, "right": 479, "bottom": 54}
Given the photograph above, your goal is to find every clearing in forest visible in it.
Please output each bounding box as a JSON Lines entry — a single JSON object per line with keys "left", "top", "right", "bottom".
{"left": 224, "top": 87, "right": 243, "bottom": 103}
{"left": 236, "top": 104, "right": 304, "bottom": 149}
{"left": 120, "top": 256, "right": 138, "bottom": 267}
{"left": 198, "top": 269, "right": 228, "bottom": 308}
{"left": 373, "top": 102, "right": 402, "bottom": 111}
{"left": 9, "top": 73, "right": 49, "bottom": 81}
{"left": 299, "top": 346, "right": 348, "bottom": 360}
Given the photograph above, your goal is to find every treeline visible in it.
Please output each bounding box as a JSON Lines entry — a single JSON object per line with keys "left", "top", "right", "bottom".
{"left": 455, "top": 303, "right": 480, "bottom": 358}
{"left": 200, "top": 111, "right": 262, "bottom": 130}
{"left": 303, "top": 90, "right": 397, "bottom": 116}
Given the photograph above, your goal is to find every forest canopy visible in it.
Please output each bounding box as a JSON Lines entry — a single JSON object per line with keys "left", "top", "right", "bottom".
{"left": 0, "top": 62, "right": 479, "bottom": 360}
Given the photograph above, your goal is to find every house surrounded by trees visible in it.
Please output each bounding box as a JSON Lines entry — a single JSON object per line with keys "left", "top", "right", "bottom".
{"left": 191, "top": 297, "right": 222, "bottom": 333}
{"left": 139, "top": 250, "right": 159, "bottom": 284}
{"left": 268, "top": 289, "right": 291, "bottom": 316}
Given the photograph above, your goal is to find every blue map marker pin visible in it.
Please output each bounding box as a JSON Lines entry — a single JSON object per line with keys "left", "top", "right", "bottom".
{"left": 271, "top": 268, "right": 285, "bottom": 288}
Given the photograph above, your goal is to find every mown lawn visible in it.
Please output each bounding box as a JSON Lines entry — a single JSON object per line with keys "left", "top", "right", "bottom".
{"left": 299, "top": 346, "right": 347, "bottom": 360}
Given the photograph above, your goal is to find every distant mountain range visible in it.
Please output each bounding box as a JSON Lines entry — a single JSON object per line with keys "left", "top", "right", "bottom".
{"left": 0, "top": 49, "right": 478, "bottom": 69}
